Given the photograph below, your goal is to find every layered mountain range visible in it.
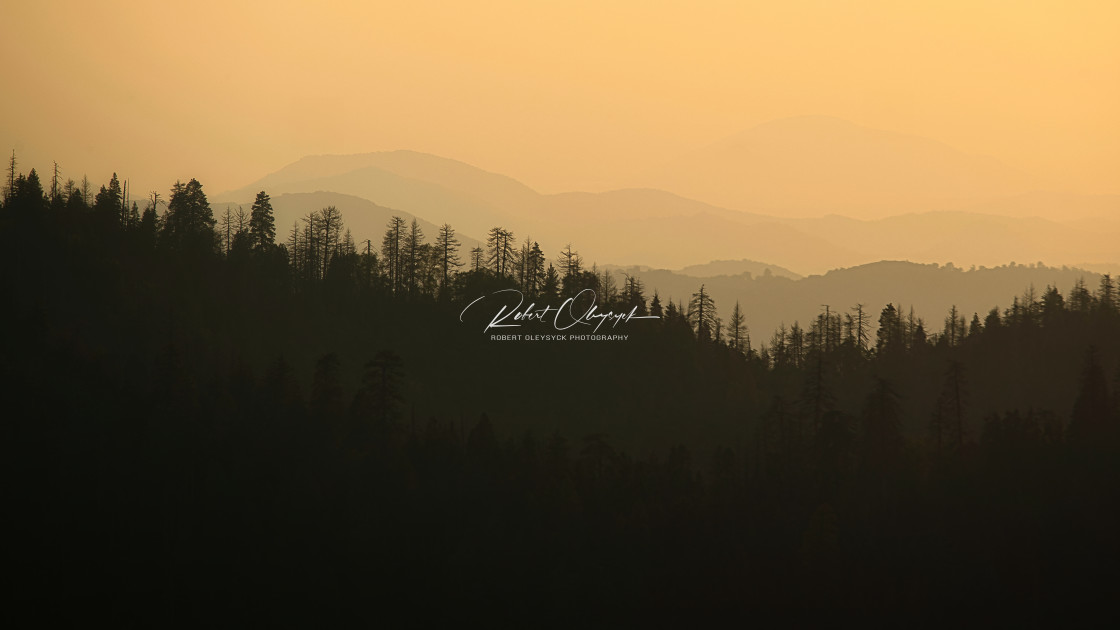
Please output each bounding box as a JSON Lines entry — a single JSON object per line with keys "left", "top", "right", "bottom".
{"left": 214, "top": 116, "right": 1118, "bottom": 336}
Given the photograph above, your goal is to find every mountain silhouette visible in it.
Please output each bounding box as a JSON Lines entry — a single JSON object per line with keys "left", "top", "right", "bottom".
{"left": 610, "top": 260, "right": 1105, "bottom": 340}
{"left": 216, "top": 136, "right": 1118, "bottom": 274}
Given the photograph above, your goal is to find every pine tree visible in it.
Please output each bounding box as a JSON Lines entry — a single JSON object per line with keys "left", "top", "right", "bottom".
{"left": 687, "top": 284, "right": 718, "bottom": 342}
{"left": 728, "top": 300, "right": 749, "bottom": 355}
{"left": 3, "top": 150, "right": 15, "bottom": 204}
{"left": 943, "top": 304, "right": 964, "bottom": 347}
{"left": 517, "top": 238, "right": 545, "bottom": 295}
{"left": 381, "top": 216, "right": 406, "bottom": 293}
{"left": 316, "top": 206, "right": 344, "bottom": 279}
{"left": 1098, "top": 274, "right": 1117, "bottom": 314}
{"left": 138, "top": 196, "right": 159, "bottom": 247}
{"left": 1070, "top": 278, "right": 1093, "bottom": 314}
{"left": 93, "top": 173, "right": 124, "bottom": 221}
{"left": 1041, "top": 285, "right": 1065, "bottom": 326}
{"left": 984, "top": 306, "right": 1002, "bottom": 331}
{"left": 486, "top": 226, "right": 514, "bottom": 278}
{"left": 649, "top": 290, "right": 663, "bottom": 318}
{"left": 599, "top": 268, "right": 618, "bottom": 306}
{"left": 249, "top": 190, "right": 276, "bottom": 250}
{"left": 876, "top": 304, "right": 904, "bottom": 356}
{"left": 161, "top": 178, "right": 217, "bottom": 254}
{"left": 403, "top": 219, "right": 425, "bottom": 296}
{"left": 540, "top": 263, "right": 560, "bottom": 300}
{"left": 621, "top": 274, "right": 648, "bottom": 316}
{"left": 968, "top": 313, "right": 983, "bottom": 338}
{"left": 434, "top": 223, "right": 462, "bottom": 295}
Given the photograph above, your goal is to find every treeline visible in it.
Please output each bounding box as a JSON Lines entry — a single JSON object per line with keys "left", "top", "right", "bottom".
{"left": 5, "top": 161, "right": 1120, "bottom": 618}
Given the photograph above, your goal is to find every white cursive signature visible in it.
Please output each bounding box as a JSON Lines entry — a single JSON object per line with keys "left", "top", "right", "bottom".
{"left": 460, "top": 289, "right": 659, "bottom": 333}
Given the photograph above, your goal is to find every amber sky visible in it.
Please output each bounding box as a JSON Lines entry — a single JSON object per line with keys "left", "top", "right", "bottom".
{"left": 1, "top": 0, "right": 1117, "bottom": 202}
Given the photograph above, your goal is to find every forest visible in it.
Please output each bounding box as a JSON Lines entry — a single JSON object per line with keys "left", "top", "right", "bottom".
{"left": 5, "top": 160, "right": 1120, "bottom": 621}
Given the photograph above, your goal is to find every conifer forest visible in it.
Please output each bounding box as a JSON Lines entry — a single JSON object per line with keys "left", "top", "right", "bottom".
{"left": 5, "top": 163, "right": 1120, "bottom": 621}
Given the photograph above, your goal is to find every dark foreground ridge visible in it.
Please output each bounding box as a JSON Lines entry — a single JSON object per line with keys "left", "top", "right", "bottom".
{"left": 4, "top": 164, "right": 1120, "bottom": 621}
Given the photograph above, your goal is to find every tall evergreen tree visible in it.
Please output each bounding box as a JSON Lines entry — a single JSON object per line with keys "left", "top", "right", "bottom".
{"left": 649, "top": 290, "right": 663, "bottom": 319}
{"left": 3, "top": 150, "right": 15, "bottom": 204}
{"left": 403, "top": 219, "right": 425, "bottom": 296}
{"left": 249, "top": 190, "right": 276, "bottom": 250}
{"left": 92, "top": 173, "right": 123, "bottom": 222}
{"left": 381, "top": 216, "right": 406, "bottom": 293}
{"left": 540, "top": 263, "right": 560, "bottom": 300}
{"left": 486, "top": 226, "right": 514, "bottom": 278}
{"left": 728, "top": 300, "right": 749, "bottom": 355}
{"left": 1098, "top": 274, "right": 1117, "bottom": 314}
{"left": 434, "top": 223, "right": 462, "bottom": 295}
{"left": 621, "top": 274, "right": 648, "bottom": 316}
{"left": 687, "top": 284, "right": 718, "bottom": 342}
{"left": 161, "top": 178, "right": 217, "bottom": 254}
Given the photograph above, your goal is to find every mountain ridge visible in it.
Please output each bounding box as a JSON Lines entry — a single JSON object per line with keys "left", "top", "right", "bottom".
{"left": 214, "top": 124, "right": 1119, "bottom": 274}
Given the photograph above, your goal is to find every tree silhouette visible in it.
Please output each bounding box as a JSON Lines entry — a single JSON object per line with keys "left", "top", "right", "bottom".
{"left": 728, "top": 300, "right": 748, "bottom": 355}
{"left": 557, "top": 243, "right": 582, "bottom": 280}
{"left": 92, "top": 172, "right": 123, "bottom": 222}
{"left": 434, "top": 223, "right": 462, "bottom": 297}
{"left": 381, "top": 215, "right": 405, "bottom": 293}
{"left": 687, "top": 284, "right": 717, "bottom": 342}
{"left": 649, "top": 291, "right": 663, "bottom": 318}
{"left": 161, "top": 178, "right": 217, "bottom": 255}
{"left": 540, "top": 263, "right": 561, "bottom": 300}
{"left": 3, "top": 150, "right": 15, "bottom": 203}
{"left": 621, "top": 273, "right": 648, "bottom": 316}
{"left": 249, "top": 190, "right": 276, "bottom": 250}
{"left": 403, "top": 218, "right": 425, "bottom": 297}
{"left": 486, "top": 226, "right": 514, "bottom": 278}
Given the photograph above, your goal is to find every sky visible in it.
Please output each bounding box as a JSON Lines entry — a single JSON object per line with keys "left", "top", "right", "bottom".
{"left": 1, "top": 0, "right": 1117, "bottom": 203}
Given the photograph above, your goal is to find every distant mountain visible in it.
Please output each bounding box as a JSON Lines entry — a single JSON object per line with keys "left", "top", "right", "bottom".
{"left": 673, "top": 259, "right": 802, "bottom": 280}
{"left": 609, "top": 260, "right": 1104, "bottom": 341}
{"left": 221, "top": 150, "right": 538, "bottom": 211}
{"left": 1071, "top": 262, "right": 1120, "bottom": 276}
{"left": 217, "top": 145, "right": 1118, "bottom": 274}
{"left": 639, "top": 115, "right": 1040, "bottom": 218}
{"left": 538, "top": 188, "right": 773, "bottom": 224}
{"left": 214, "top": 191, "right": 482, "bottom": 253}
{"left": 216, "top": 157, "right": 516, "bottom": 240}
{"left": 216, "top": 156, "right": 843, "bottom": 270}
{"left": 776, "top": 211, "right": 1120, "bottom": 272}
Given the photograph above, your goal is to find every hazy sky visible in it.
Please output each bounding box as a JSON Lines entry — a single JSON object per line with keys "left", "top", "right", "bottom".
{"left": 2, "top": 0, "right": 1117, "bottom": 201}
